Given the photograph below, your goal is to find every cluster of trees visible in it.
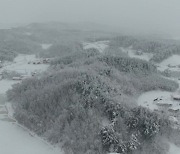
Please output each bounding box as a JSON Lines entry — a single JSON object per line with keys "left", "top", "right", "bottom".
{"left": 0, "top": 28, "right": 45, "bottom": 62}
{"left": 0, "top": 48, "right": 17, "bottom": 62}
{"left": 99, "top": 55, "right": 157, "bottom": 75}
{"left": 7, "top": 50, "right": 179, "bottom": 154}
{"left": 100, "top": 107, "right": 170, "bottom": 153}
{"left": 50, "top": 48, "right": 100, "bottom": 68}
{"left": 150, "top": 44, "right": 180, "bottom": 62}
{"left": 1, "top": 70, "right": 21, "bottom": 79}
{"left": 0, "top": 22, "right": 114, "bottom": 62}
{"left": 4, "top": 23, "right": 180, "bottom": 153}
{"left": 109, "top": 36, "right": 136, "bottom": 48}
{"left": 39, "top": 42, "right": 83, "bottom": 58}
{"left": 109, "top": 35, "right": 180, "bottom": 63}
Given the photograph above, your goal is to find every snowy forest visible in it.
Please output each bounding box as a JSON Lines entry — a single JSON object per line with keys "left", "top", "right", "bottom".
{"left": 1, "top": 1, "right": 180, "bottom": 154}
{"left": 0, "top": 22, "right": 179, "bottom": 154}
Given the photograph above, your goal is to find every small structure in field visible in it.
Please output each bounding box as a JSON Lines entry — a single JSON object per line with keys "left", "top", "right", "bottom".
{"left": 156, "top": 103, "right": 172, "bottom": 107}
{"left": 168, "top": 108, "right": 180, "bottom": 114}
{"left": 42, "top": 58, "right": 50, "bottom": 64}
{"left": 168, "top": 64, "right": 176, "bottom": 68}
{"left": 12, "top": 77, "right": 22, "bottom": 80}
{"left": 33, "top": 60, "right": 41, "bottom": 64}
{"left": 153, "top": 97, "right": 163, "bottom": 102}
{"left": 154, "top": 96, "right": 172, "bottom": 108}
{"left": 20, "top": 75, "right": 31, "bottom": 80}
{"left": 31, "top": 71, "right": 37, "bottom": 76}
{"left": 172, "top": 94, "right": 180, "bottom": 100}
{"left": 135, "top": 50, "right": 143, "bottom": 55}
{"left": 28, "top": 58, "right": 51, "bottom": 65}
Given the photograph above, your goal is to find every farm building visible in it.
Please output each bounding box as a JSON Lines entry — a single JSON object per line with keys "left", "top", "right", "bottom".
{"left": 168, "top": 108, "right": 180, "bottom": 114}
{"left": 168, "top": 64, "right": 177, "bottom": 68}
{"left": 12, "top": 77, "right": 22, "bottom": 80}
{"left": 42, "top": 58, "right": 50, "bottom": 64}
{"left": 156, "top": 102, "right": 172, "bottom": 107}
{"left": 20, "top": 75, "right": 31, "bottom": 80}
{"left": 172, "top": 94, "right": 180, "bottom": 100}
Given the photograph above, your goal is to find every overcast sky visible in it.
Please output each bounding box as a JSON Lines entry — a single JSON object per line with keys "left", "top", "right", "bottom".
{"left": 0, "top": 0, "right": 180, "bottom": 35}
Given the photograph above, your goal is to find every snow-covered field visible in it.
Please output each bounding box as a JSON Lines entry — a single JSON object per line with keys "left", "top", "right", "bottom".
{"left": 1, "top": 54, "right": 48, "bottom": 75}
{"left": 0, "top": 54, "right": 63, "bottom": 154}
{"left": 137, "top": 90, "right": 172, "bottom": 110}
{"left": 0, "top": 80, "right": 18, "bottom": 94}
{"left": 158, "top": 55, "right": 180, "bottom": 72}
{"left": 0, "top": 120, "right": 62, "bottom": 154}
{"left": 24, "top": 32, "right": 32, "bottom": 36}
{"left": 137, "top": 54, "right": 180, "bottom": 111}
{"left": 41, "top": 44, "right": 52, "bottom": 50}
{"left": 136, "top": 53, "right": 180, "bottom": 153}
{"left": 169, "top": 143, "right": 180, "bottom": 154}
{"left": 83, "top": 40, "right": 109, "bottom": 53}
{"left": 120, "top": 47, "right": 153, "bottom": 61}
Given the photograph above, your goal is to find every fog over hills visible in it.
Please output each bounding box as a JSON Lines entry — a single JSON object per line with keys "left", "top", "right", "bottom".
{"left": 1, "top": 1, "right": 180, "bottom": 154}
{"left": 0, "top": 0, "right": 180, "bottom": 36}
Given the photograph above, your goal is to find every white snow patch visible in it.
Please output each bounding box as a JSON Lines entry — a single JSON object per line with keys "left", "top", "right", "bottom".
{"left": 41, "top": 44, "right": 52, "bottom": 50}
{"left": 24, "top": 32, "right": 32, "bottom": 36}
{"left": 0, "top": 80, "right": 19, "bottom": 94}
{"left": 83, "top": 41, "right": 109, "bottom": 53}
{"left": 120, "top": 47, "right": 153, "bottom": 61}
{"left": 0, "top": 121, "right": 63, "bottom": 154}
{"left": 137, "top": 90, "right": 172, "bottom": 111}
{"left": 169, "top": 143, "right": 180, "bottom": 154}
{"left": 5, "top": 102, "right": 15, "bottom": 118}
{"left": 158, "top": 55, "right": 180, "bottom": 72}
{"left": 1, "top": 54, "right": 48, "bottom": 75}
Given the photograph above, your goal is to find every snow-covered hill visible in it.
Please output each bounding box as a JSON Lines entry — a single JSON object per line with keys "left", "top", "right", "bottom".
{"left": 0, "top": 54, "right": 64, "bottom": 154}
{"left": 83, "top": 41, "right": 109, "bottom": 53}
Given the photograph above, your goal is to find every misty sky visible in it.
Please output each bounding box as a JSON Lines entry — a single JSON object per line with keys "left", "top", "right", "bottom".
{"left": 0, "top": 0, "right": 180, "bottom": 35}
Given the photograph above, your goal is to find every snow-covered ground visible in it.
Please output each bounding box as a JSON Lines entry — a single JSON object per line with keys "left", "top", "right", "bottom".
{"left": 24, "top": 32, "right": 32, "bottom": 36}
{"left": 137, "top": 90, "right": 172, "bottom": 110}
{"left": 120, "top": 47, "right": 153, "bottom": 61}
{"left": 135, "top": 53, "right": 180, "bottom": 153}
{"left": 0, "top": 120, "right": 62, "bottom": 154}
{"left": 137, "top": 54, "right": 180, "bottom": 112}
{"left": 0, "top": 54, "right": 64, "bottom": 154}
{"left": 41, "top": 44, "right": 52, "bottom": 50}
{"left": 137, "top": 89, "right": 180, "bottom": 111}
{"left": 157, "top": 55, "right": 180, "bottom": 72}
{"left": 169, "top": 143, "right": 180, "bottom": 154}
{"left": 1, "top": 54, "right": 48, "bottom": 75}
{"left": 137, "top": 54, "right": 180, "bottom": 111}
{"left": 0, "top": 103, "right": 63, "bottom": 154}
{"left": 83, "top": 40, "right": 109, "bottom": 53}
{"left": 0, "top": 80, "right": 18, "bottom": 94}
